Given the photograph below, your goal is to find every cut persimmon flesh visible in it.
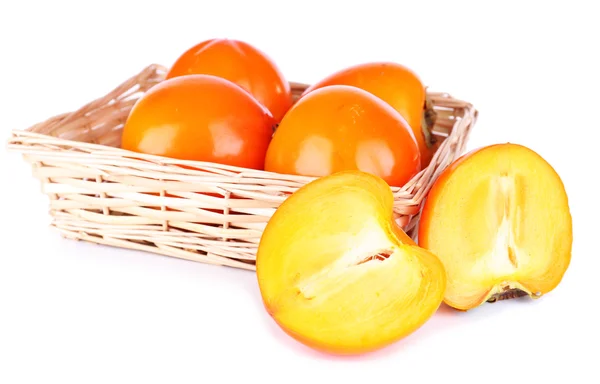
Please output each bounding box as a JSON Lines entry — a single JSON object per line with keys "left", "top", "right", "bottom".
{"left": 256, "top": 170, "right": 446, "bottom": 355}
{"left": 418, "top": 143, "right": 573, "bottom": 311}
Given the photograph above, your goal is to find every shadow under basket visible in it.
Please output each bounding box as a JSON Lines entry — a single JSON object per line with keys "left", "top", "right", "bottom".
{"left": 7, "top": 64, "right": 478, "bottom": 271}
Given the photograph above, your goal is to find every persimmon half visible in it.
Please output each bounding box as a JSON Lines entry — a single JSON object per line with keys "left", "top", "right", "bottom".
{"left": 166, "top": 38, "right": 293, "bottom": 123}
{"left": 264, "top": 85, "right": 421, "bottom": 187}
{"left": 302, "top": 62, "right": 438, "bottom": 167}
{"left": 256, "top": 170, "right": 446, "bottom": 355}
{"left": 120, "top": 74, "right": 275, "bottom": 170}
{"left": 418, "top": 143, "right": 573, "bottom": 311}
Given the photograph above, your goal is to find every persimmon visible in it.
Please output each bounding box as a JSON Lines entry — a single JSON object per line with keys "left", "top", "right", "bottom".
{"left": 418, "top": 143, "right": 573, "bottom": 311}
{"left": 166, "top": 38, "right": 293, "bottom": 123}
{"left": 264, "top": 85, "right": 421, "bottom": 187}
{"left": 302, "top": 62, "right": 438, "bottom": 167}
{"left": 121, "top": 74, "right": 275, "bottom": 170}
{"left": 256, "top": 170, "right": 446, "bottom": 355}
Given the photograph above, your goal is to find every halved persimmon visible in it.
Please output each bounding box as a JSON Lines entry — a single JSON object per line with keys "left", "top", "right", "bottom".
{"left": 256, "top": 170, "right": 446, "bottom": 355}
{"left": 418, "top": 143, "right": 573, "bottom": 311}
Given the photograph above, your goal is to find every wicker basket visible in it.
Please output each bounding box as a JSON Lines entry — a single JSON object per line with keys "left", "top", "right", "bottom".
{"left": 6, "top": 64, "right": 478, "bottom": 271}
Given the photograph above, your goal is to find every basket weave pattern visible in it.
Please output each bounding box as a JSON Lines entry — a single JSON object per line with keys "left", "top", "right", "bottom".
{"left": 7, "top": 64, "right": 478, "bottom": 271}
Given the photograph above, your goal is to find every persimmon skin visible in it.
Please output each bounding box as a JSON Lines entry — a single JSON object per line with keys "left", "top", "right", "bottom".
{"left": 121, "top": 74, "right": 275, "bottom": 170}
{"left": 166, "top": 38, "right": 293, "bottom": 123}
{"left": 256, "top": 170, "right": 446, "bottom": 355}
{"left": 418, "top": 143, "right": 573, "bottom": 311}
{"left": 302, "top": 62, "right": 437, "bottom": 167}
{"left": 264, "top": 85, "right": 421, "bottom": 187}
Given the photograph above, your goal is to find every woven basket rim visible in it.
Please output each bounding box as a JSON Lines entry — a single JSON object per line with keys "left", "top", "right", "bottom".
{"left": 9, "top": 129, "right": 318, "bottom": 180}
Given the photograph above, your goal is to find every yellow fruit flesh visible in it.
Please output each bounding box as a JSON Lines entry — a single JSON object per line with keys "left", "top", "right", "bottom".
{"left": 419, "top": 144, "right": 572, "bottom": 310}
{"left": 256, "top": 171, "right": 446, "bottom": 355}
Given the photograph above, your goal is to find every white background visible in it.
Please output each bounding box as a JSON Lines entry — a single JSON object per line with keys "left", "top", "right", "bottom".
{"left": 1, "top": 1, "right": 598, "bottom": 383}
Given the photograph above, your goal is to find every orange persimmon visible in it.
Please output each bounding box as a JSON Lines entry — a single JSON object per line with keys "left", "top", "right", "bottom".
{"left": 166, "top": 38, "right": 293, "bottom": 123}
{"left": 302, "top": 62, "right": 438, "bottom": 167}
{"left": 418, "top": 143, "right": 573, "bottom": 311}
{"left": 256, "top": 170, "right": 446, "bottom": 355}
{"left": 121, "top": 74, "right": 275, "bottom": 170}
{"left": 264, "top": 85, "right": 421, "bottom": 187}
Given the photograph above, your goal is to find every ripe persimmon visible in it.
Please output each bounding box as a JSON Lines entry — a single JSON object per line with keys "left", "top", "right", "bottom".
{"left": 264, "top": 85, "right": 421, "bottom": 187}
{"left": 256, "top": 170, "right": 446, "bottom": 355}
{"left": 418, "top": 143, "right": 573, "bottom": 310}
{"left": 121, "top": 74, "right": 275, "bottom": 170}
{"left": 166, "top": 38, "right": 293, "bottom": 123}
{"left": 302, "top": 62, "right": 438, "bottom": 168}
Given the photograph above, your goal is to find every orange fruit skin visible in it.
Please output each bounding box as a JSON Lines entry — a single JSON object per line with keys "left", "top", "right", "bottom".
{"left": 302, "top": 62, "right": 437, "bottom": 167}
{"left": 166, "top": 38, "right": 293, "bottom": 123}
{"left": 121, "top": 74, "right": 276, "bottom": 170}
{"left": 264, "top": 85, "right": 421, "bottom": 188}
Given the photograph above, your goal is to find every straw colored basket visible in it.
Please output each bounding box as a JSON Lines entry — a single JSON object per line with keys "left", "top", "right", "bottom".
{"left": 7, "top": 64, "right": 478, "bottom": 271}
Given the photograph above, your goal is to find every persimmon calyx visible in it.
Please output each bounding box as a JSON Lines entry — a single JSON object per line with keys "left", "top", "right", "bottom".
{"left": 485, "top": 282, "right": 538, "bottom": 303}
{"left": 421, "top": 95, "right": 438, "bottom": 148}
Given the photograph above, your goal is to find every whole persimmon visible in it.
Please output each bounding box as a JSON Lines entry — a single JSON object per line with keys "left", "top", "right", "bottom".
{"left": 264, "top": 85, "right": 421, "bottom": 187}
{"left": 418, "top": 143, "right": 573, "bottom": 311}
{"left": 121, "top": 74, "right": 276, "bottom": 170}
{"left": 166, "top": 38, "right": 293, "bottom": 123}
{"left": 302, "top": 62, "right": 438, "bottom": 167}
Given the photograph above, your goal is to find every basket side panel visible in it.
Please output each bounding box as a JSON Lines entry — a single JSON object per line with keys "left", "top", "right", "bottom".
{"left": 11, "top": 136, "right": 316, "bottom": 270}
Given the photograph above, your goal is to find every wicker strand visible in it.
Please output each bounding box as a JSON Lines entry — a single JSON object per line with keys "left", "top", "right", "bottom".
{"left": 6, "top": 64, "right": 478, "bottom": 270}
